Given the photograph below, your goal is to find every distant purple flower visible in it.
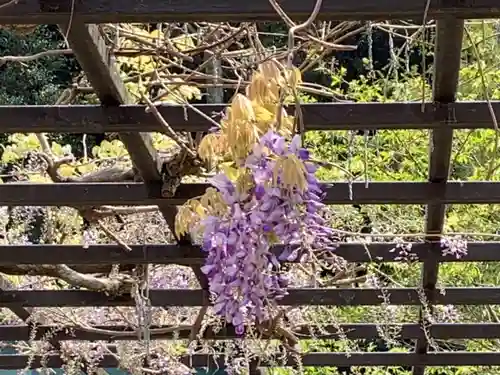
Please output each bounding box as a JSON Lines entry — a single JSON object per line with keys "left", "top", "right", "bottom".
{"left": 440, "top": 236, "right": 468, "bottom": 259}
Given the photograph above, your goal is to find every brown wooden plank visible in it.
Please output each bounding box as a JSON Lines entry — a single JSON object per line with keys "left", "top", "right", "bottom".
{"left": 1, "top": 288, "right": 500, "bottom": 307}
{"left": 1, "top": 101, "right": 500, "bottom": 133}
{"left": 60, "top": 18, "right": 210, "bottom": 300}
{"left": 0, "top": 277, "right": 32, "bottom": 321}
{"left": 415, "top": 18, "right": 465, "bottom": 375}
{"left": 0, "top": 277, "right": 63, "bottom": 352}
{"left": 2, "top": 181, "right": 500, "bottom": 206}
{"left": 1, "top": 323, "right": 500, "bottom": 341}
{"left": 2, "top": 352, "right": 500, "bottom": 369}
{"left": 0, "top": 242, "right": 498, "bottom": 265}
{"left": 1, "top": 0, "right": 500, "bottom": 23}
{"left": 13, "top": 23, "right": 136, "bottom": 362}
{"left": 60, "top": 22, "right": 159, "bottom": 179}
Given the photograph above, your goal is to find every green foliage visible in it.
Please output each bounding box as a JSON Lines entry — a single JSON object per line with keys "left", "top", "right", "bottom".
{"left": 0, "top": 25, "right": 80, "bottom": 154}
{"left": 294, "top": 21, "right": 500, "bottom": 375}
{"left": 0, "top": 25, "right": 78, "bottom": 105}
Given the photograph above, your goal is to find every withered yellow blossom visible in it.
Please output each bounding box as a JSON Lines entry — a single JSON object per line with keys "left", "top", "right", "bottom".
{"left": 175, "top": 188, "right": 228, "bottom": 237}
{"left": 179, "top": 61, "right": 306, "bottom": 233}
{"left": 197, "top": 59, "right": 299, "bottom": 164}
{"left": 227, "top": 94, "right": 255, "bottom": 123}
{"left": 198, "top": 133, "right": 229, "bottom": 162}
{"left": 286, "top": 67, "right": 302, "bottom": 91}
{"left": 200, "top": 187, "right": 227, "bottom": 217}
{"left": 273, "top": 154, "right": 308, "bottom": 193}
{"left": 235, "top": 170, "right": 254, "bottom": 196}
{"left": 258, "top": 60, "right": 283, "bottom": 84}
{"left": 245, "top": 72, "right": 268, "bottom": 104}
{"left": 174, "top": 199, "right": 204, "bottom": 237}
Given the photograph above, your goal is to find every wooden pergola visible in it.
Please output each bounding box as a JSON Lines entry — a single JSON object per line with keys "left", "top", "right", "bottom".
{"left": 0, "top": 1, "right": 500, "bottom": 374}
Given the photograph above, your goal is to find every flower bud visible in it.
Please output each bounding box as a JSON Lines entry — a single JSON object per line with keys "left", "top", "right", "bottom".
{"left": 259, "top": 59, "right": 282, "bottom": 83}
{"left": 229, "top": 93, "right": 255, "bottom": 122}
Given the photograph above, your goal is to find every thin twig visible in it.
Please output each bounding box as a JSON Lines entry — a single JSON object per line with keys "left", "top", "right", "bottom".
{"left": 97, "top": 220, "right": 132, "bottom": 252}
{"left": 0, "top": 49, "right": 73, "bottom": 66}
{"left": 0, "top": 0, "right": 18, "bottom": 10}
{"left": 142, "top": 94, "right": 197, "bottom": 158}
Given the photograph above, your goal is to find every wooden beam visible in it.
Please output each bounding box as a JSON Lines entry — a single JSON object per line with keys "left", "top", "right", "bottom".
{"left": 1, "top": 288, "right": 500, "bottom": 307}
{"left": 0, "top": 277, "right": 63, "bottom": 352}
{"left": 59, "top": 22, "right": 209, "bottom": 295}
{"left": 0, "top": 242, "right": 498, "bottom": 265}
{"left": 1, "top": 323, "right": 500, "bottom": 341}
{"left": 1, "top": 181, "right": 500, "bottom": 206}
{"left": 2, "top": 352, "right": 500, "bottom": 369}
{"left": 414, "top": 18, "right": 465, "bottom": 375}
{"left": 1, "top": 101, "right": 500, "bottom": 133}
{"left": 0, "top": 277, "right": 32, "bottom": 321}
{"left": 2, "top": 0, "right": 500, "bottom": 23}
{"left": 60, "top": 22, "right": 159, "bottom": 179}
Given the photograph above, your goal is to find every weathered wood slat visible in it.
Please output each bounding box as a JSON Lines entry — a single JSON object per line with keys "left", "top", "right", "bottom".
{"left": 415, "top": 19, "right": 465, "bottom": 375}
{"left": 1, "top": 323, "right": 499, "bottom": 341}
{"left": 0, "top": 102, "right": 499, "bottom": 133}
{"left": 0, "top": 242, "right": 497, "bottom": 265}
{"left": 0, "top": 288, "right": 499, "bottom": 307}
{"left": 1, "top": 181, "right": 500, "bottom": 206}
{"left": 1, "top": 352, "right": 500, "bottom": 369}
{"left": 59, "top": 19, "right": 210, "bottom": 302}
{"left": 1, "top": 0, "right": 500, "bottom": 23}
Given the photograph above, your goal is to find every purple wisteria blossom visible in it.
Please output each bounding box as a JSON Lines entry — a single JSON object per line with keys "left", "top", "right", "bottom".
{"left": 199, "top": 130, "right": 337, "bottom": 334}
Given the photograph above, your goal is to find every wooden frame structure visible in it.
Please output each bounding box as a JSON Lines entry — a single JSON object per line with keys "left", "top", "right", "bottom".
{"left": 0, "top": 1, "right": 500, "bottom": 374}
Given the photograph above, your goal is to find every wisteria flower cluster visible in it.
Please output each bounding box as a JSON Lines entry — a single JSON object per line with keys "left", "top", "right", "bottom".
{"left": 175, "top": 60, "right": 336, "bottom": 334}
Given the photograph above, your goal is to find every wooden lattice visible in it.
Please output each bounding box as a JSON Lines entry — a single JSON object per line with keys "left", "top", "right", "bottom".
{"left": 0, "top": 1, "right": 500, "bottom": 374}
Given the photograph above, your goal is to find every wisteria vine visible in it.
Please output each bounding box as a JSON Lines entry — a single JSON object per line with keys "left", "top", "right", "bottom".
{"left": 175, "top": 60, "right": 337, "bottom": 333}
{"left": 201, "top": 131, "right": 336, "bottom": 332}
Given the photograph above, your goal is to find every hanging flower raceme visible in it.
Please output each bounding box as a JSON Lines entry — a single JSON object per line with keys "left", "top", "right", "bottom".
{"left": 177, "top": 131, "right": 336, "bottom": 334}
{"left": 175, "top": 61, "right": 337, "bottom": 334}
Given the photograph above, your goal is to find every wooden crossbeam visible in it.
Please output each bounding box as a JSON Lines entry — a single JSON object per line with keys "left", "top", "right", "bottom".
{"left": 1, "top": 0, "right": 500, "bottom": 23}
{"left": 413, "top": 18, "right": 465, "bottom": 375}
{"left": 0, "top": 277, "right": 32, "bottom": 321}
{"left": 2, "top": 352, "right": 500, "bottom": 369}
{"left": 4, "top": 352, "right": 500, "bottom": 369}
{"left": 1, "top": 181, "right": 500, "bottom": 206}
{"left": 1, "top": 323, "right": 500, "bottom": 341}
{"left": 0, "top": 242, "right": 496, "bottom": 265}
{"left": 60, "top": 22, "right": 159, "bottom": 178}
{"left": 0, "top": 101, "right": 499, "bottom": 133}
{"left": 0, "top": 288, "right": 500, "bottom": 307}
{"left": 0, "top": 276, "right": 63, "bottom": 353}
{"left": 59, "top": 22, "right": 210, "bottom": 294}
